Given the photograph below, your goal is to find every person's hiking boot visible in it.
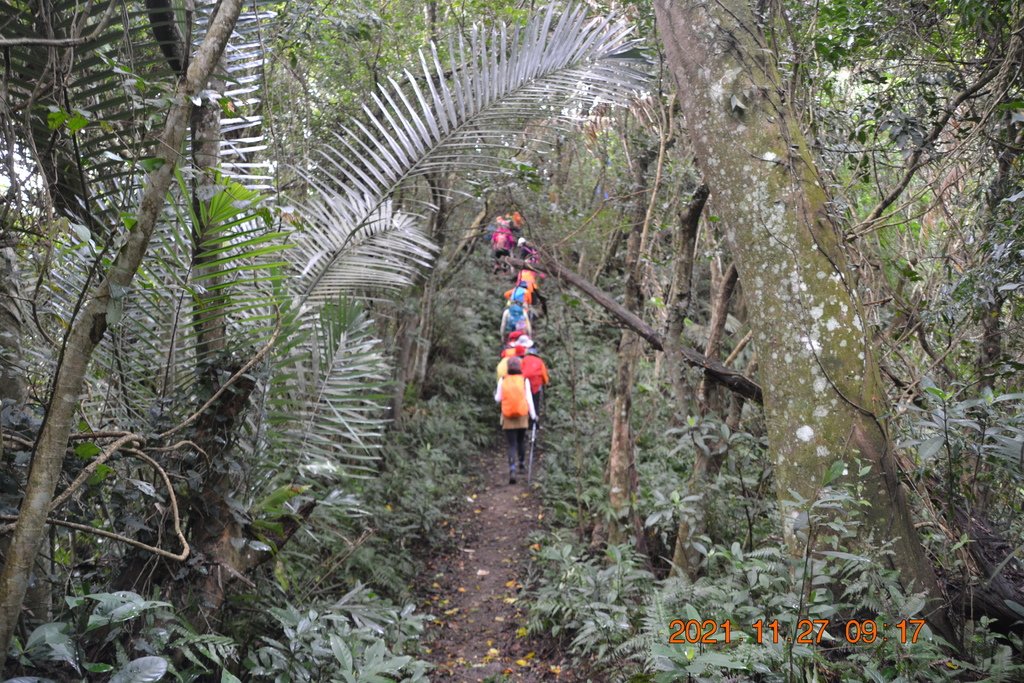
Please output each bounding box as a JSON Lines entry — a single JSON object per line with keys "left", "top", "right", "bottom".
{"left": 509, "top": 466, "right": 517, "bottom": 484}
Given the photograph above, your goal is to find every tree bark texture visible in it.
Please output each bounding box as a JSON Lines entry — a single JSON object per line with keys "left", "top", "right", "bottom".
{"left": 653, "top": 0, "right": 953, "bottom": 635}
{"left": 0, "top": 0, "right": 245, "bottom": 653}
{"left": 663, "top": 184, "right": 708, "bottom": 418}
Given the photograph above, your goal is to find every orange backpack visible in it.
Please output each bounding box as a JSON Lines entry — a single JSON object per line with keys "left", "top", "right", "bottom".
{"left": 518, "top": 269, "right": 538, "bottom": 287}
{"left": 501, "top": 375, "right": 529, "bottom": 418}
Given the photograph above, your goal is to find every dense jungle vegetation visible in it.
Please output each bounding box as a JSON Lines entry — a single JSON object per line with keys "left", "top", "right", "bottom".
{"left": 1, "top": 0, "right": 1023, "bottom": 680}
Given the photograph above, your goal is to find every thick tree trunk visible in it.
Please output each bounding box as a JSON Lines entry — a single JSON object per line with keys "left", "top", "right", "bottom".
{"left": 654, "top": 0, "right": 954, "bottom": 640}
{"left": 0, "top": 0, "right": 245, "bottom": 652}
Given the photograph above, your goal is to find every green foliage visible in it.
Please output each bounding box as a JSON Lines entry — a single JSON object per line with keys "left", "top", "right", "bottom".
{"left": 525, "top": 533, "right": 654, "bottom": 666}
{"left": 7, "top": 591, "right": 236, "bottom": 681}
{"left": 567, "top": 483, "right": 1024, "bottom": 681}
{"left": 7, "top": 586, "right": 433, "bottom": 682}
{"left": 900, "top": 385, "right": 1024, "bottom": 523}
{"left": 242, "top": 586, "right": 429, "bottom": 682}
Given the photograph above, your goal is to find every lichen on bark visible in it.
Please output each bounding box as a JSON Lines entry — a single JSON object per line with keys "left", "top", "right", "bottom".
{"left": 653, "top": 0, "right": 954, "bottom": 639}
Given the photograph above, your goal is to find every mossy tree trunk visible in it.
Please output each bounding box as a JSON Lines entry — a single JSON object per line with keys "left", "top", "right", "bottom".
{"left": 654, "top": 0, "right": 953, "bottom": 637}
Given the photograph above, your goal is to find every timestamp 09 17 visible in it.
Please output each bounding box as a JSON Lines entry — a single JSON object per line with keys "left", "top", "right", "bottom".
{"left": 667, "top": 618, "right": 927, "bottom": 645}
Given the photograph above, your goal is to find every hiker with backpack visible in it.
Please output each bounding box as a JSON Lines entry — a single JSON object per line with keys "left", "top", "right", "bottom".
{"left": 500, "top": 299, "right": 531, "bottom": 340}
{"left": 503, "top": 281, "right": 534, "bottom": 307}
{"left": 494, "top": 356, "right": 537, "bottom": 484}
{"left": 520, "top": 346, "right": 550, "bottom": 421}
{"left": 514, "top": 247, "right": 548, "bottom": 317}
{"left": 490, "top": 217, "right": 515, "bottom": 273}
{"left": 495, "top": 344, "right": 528, "bottom": 382}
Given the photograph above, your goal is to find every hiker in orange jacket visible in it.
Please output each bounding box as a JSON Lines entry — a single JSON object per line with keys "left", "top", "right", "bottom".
{"left": 503, "top": 282, "right": 534, "bottom": 306}
{"left": 520, "top": 347, "right": 550, "bottom": 421}
{"left": 494, "top": 356, "right": 537, "bottom": 484}
{"left": 514, "top": 252, "right": 547, "bottom": 317}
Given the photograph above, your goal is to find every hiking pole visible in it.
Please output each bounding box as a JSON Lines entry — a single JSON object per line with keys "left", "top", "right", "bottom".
{"left": 527, "top": 419, "right": 538, "bottom": 483}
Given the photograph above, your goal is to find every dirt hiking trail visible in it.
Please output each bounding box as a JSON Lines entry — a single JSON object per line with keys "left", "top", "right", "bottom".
{"left": 421, "top": 444, "right": 573, "bottom": 682}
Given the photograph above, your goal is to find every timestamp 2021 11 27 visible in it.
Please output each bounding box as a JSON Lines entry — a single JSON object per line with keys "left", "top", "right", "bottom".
{"left": 667, "top": 618, "right": 928, "bottom": 645}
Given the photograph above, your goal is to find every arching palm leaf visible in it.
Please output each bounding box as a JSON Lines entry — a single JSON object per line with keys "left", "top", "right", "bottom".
{"left": 272, "top": 3, "right": 646, "bottom": 475}
{"left": 293, "top": 2, "right": 646, "bottom": 304}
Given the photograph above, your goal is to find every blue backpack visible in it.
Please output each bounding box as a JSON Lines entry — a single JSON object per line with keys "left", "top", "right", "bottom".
{"left": 510, "top": 286, "right": 529, "bottom": 304}
{"left": 505, "top": 303, "right": 526, "bottom": 333}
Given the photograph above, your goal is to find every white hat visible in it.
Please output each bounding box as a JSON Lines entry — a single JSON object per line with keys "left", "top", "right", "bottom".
{"left": 517, "top": 237, "right": 526, "bottom": 246}
{"left": 514, "top": 334, "right": 534, "bottom": 349}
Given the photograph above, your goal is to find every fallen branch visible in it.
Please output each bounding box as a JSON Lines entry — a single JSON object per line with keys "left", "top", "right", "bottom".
{"left": 511, "top": 255, "right": 763, "bottom": 403}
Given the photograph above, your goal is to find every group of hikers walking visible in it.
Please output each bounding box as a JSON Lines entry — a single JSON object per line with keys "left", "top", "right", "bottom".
{"left": 489, "top": 212, "right": 550, "bottom": 484}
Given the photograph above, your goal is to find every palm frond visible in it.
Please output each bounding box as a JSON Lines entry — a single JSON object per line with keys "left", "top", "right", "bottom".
{"left": 295, "top": 2, "right": 646, "bottom": 304}
{"left": 292, "top": 198, "right": 438, "bottom": 303}
{"left": 267, "top": 300, "right": 390, "bottom": 478}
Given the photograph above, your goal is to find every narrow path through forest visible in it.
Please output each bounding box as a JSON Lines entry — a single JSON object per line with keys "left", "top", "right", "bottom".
{"left": 421, "top": 444, "right": 569, "bottom": 682}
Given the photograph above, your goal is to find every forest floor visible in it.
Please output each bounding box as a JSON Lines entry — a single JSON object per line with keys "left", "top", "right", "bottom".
{"left": 421, "top": 442, "right": 572, "bottom": 682}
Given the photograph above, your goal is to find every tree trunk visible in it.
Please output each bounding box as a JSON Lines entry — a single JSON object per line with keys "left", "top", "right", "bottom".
{"left": 671, "top": 262, "right": 739, "bottom": 579}
{"left": 0, "top": 0, "right": 245, "bottom": 652}
{"left": 192, "top": 75, "right": 226, "bottom": 365}
{"left": 663, "top": 184, "right": 707, "bottom": 420}
{"left": 697, "top": 263, "right": 738, "bottom": 415}
{"left": 605, "top": 140, "right": 657, "bottom": 547}
{"left": 654, "top": 0, "right": 954, "bottom": 640}
{"left": 975, "top": 122, "right": 1022, "bottom": 388}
